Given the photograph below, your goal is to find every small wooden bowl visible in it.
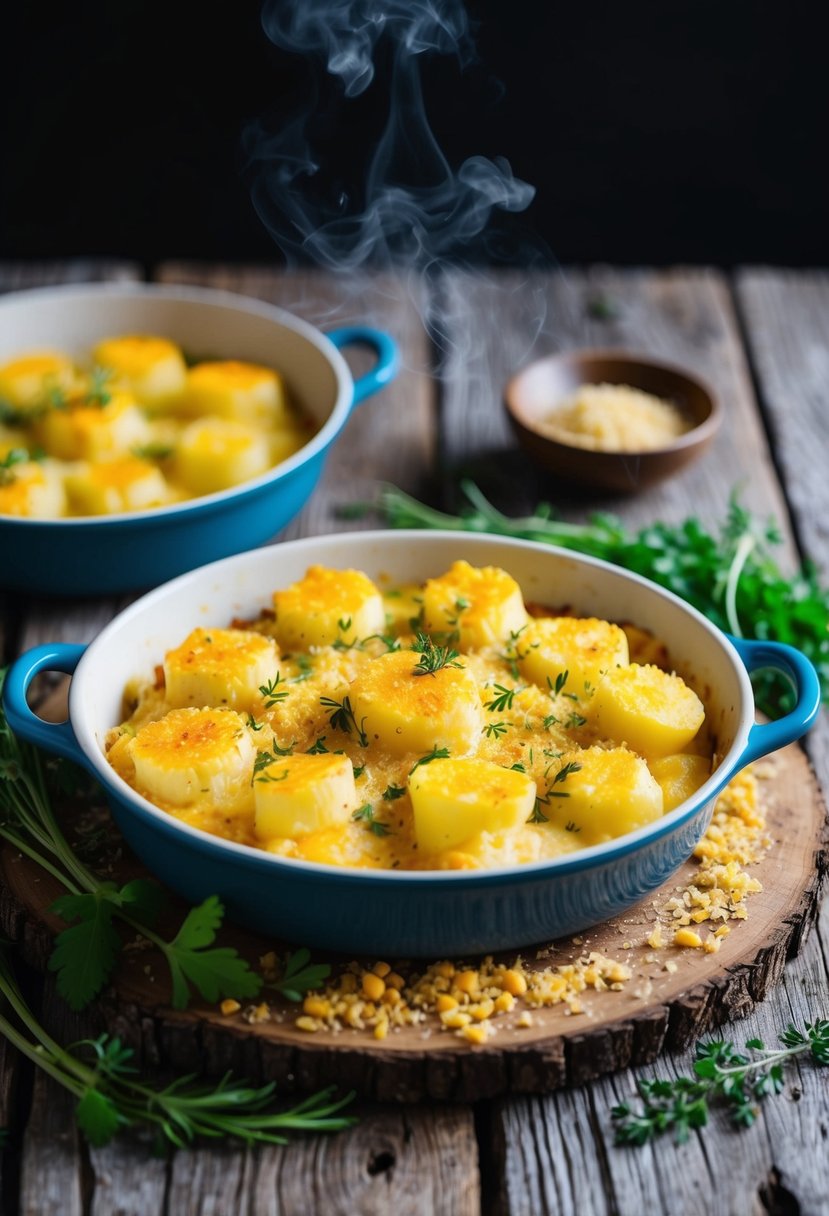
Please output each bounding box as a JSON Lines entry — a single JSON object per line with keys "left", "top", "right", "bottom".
{"left": 504, "top": 350, "right": 721, "bottom": 494}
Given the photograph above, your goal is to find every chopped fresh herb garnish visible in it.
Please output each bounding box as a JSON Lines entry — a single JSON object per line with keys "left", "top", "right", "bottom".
{"left": 255, "top": 768, "right": 290, "bottom": 785}
{"left": 306, "top": 736, "right": 329, "bottom": 754}
{"left": 485, "top": 684, "right": 519, "bottom": 713}
{"left": 288, "top": 654, "right": 314, "bottom": 683}
{"left": 0, "top": 448, "right": 29, "bottom": 485}
{"left": 363, "top": 633, "right": 402, "bottom": 652}
{"left": 409, "top": 746, "right": 451, "bottom": 774}
{"left": 320, "top": 695, "right": 369, "bottom": 747}
{"left": 548, "top": 760, "right": 582, "bottom": 797}
{"left": 542, "top": 712, "right": 559, "bottom": 730}
{"left": 381, "top": 783, "right": 406, "bottom": 801}
{"left": 565, "top": 821, "right": 581, "bottom": 833}
{"left": 351, "top": 803, "right": 393, "bottom": 836}
{"left": 484, "top": 721, "right": 509, "bottom": 739}
{"left": 259, "top": 674, "right": 288, "bottom": 707}
{"left": 509, "top": 762, "right": 527, "bottom": 773}
{"left": 85, "top": 366, "right": 113, "bottom": 407}
{"left": 565, "top": 711, "right": 588, "bottom": 729}
{"left": 411, "top": 632, "right": 463, "bottom": 677}
{"left": 131, "top": 443, "right": 175, "bottom": 461}
{"left": 549, "top": 671, "right": 569, "bottom": 697}
{"left": 246, "top": 714, "right": 264, "bottom": 732}
{"left": 352, "top": 764, "right": 366, "bottom": 779}
{"left": 528, "top": 795, "right": 550, "bottom": 824}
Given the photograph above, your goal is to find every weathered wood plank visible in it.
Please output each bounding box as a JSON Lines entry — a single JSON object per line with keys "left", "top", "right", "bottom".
{"left": 439, "top": 267, "right": 791, "bottom": 534}
{"left": 154, "top": 264, "right": 437, "bottom": 539}
{"left": 0, "top": 1035, "right": 20, "bottom": 1210}
{"left": 494, "top": 901, "right": 829, "bottom": 1216}
{"left": 245, "top": 1106, "right": 479, "bottom": 1216}
{"left": 18, "top": 1071, "right": 84, "bottom": 1216}
{"left": 88, "top": 1136, "right": 169, "bottom": 1216}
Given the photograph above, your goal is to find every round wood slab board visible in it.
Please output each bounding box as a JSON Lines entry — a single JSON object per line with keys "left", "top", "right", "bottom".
{"left": 1, "top": 728, "right": 826, "bottom": 1103}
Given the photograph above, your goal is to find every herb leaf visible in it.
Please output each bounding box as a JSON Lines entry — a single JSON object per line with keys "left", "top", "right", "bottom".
{"left": 160, "top": 895, "right": 262, "bottom": 1010}
{"left": 271, "top": 947, "right": 332, "bottom": 1002}
{"left": 48, "top": 891, "right": 122, "bottom": 1011}
{"left": 411, "top": 632, "right": 463, "bottom": 677}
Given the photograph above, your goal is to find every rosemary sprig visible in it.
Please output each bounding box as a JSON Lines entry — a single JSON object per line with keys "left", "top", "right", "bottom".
{"left": 0, "top": 946, "right": 353, "bottom": 1149}
{"left": 612, "top": 1022, "right": 829, "bottom": 1146}
{"left": 411, "top": 632, "right": 463, "bottom": 677}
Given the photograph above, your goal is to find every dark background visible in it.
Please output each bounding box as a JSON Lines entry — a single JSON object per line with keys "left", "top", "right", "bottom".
{"left": 0, "top": 0, "right": 824, "bottom": 267}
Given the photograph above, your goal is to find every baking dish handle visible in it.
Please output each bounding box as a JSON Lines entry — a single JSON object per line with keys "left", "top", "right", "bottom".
{"left": 326, "top": 326, "right": 400, "bottom": 406}
{"left": 729, "top": 635, "right": 821, "bottom": 765}
{"left": 2, "top": 644, "right": 91, "bottom": 768}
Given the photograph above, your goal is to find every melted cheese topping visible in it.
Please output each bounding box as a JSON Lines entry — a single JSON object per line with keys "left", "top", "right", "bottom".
{"left": 106, "top": 565, "right": 714, "bottom": 871}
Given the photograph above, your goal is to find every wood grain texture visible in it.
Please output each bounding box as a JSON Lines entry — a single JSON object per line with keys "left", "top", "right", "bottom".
{"left": 439, "top": 267, "right": 791, "bottom": 534}
{"left": 493, "top": 901, "right": 829, "bottom": 1216}
{"left": 1, "top": 736, "right": 824, "bottom": 1107}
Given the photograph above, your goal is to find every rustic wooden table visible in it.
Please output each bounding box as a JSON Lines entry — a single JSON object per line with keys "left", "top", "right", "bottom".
{"left": 1, "top": 260, "right": 827, "bottom": 1216}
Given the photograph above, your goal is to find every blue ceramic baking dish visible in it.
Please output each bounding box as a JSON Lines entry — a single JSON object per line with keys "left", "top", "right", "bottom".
{"left": 0, "top": 284, "right": 398, "bottom": 595}
{"left": 3, "top": 531, "right": 821, "bottom": 957}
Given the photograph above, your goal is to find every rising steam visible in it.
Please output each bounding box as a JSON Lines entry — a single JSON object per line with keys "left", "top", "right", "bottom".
{"left": 246, "top": 0, "right": 544, "bottom": 277}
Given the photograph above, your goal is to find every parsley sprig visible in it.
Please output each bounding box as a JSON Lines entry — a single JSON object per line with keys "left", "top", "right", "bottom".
{"left": 378, "top": 482, "right": 829, "bottom": 716}
{"left": 0, "top": 946, "right": 353, "bottom": 1149}
{"left": 613, "top": 1022, "right": 829, "bottom": 1146}
{"left": 0, "top": 677, "right": 261, "bottom": 1011}
{"left": 269, "top": 947, "right": 332, "bottom": 1002}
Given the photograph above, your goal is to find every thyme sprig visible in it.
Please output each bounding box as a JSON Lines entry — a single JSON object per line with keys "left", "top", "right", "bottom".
{"left": 612, "top": 1022, "right": 829, "bottom": 1146}
{"left": 411, "top": 632, "right": 463, "bottom": 677}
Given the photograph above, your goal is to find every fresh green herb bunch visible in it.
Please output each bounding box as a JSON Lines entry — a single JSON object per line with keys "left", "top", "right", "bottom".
{"left": 612, "top": 1021, "right": 829, "bottom": 1146}
{"left": 0, "top": 675, "right": 323, "bottom": 1012}
{"left": 0, "top": 946, "right": 353, "bottom": 1150}
{"left": 378, "top": 482, "right": 829, "bottom": 717}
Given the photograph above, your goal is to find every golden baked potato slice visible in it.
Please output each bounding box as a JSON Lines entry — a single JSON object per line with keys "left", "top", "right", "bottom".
{"left": 64, "top": 458, "right": 168, "bottom": 515}
{"left": 174, "top": 418, "right": 271, "bottom": 494}
{"left": 517, "top": 616, "right": 629, "bottom": 701}
{"left": 590, "top": 663, "right": 705, "bottom": 758}
{"left": 92, "top": 335, "right": 187, "bottom": 411}
{"left": 273, "top": 565, "right": 385, "bottom": 649}
{"left": 164, "top": 627, "right": 280, "bottom": 712}
{"left": 649, "top": 752, "right": 711, "bottom": 812}
{"left": 542, "top": 746, "right": 663, "bottom": 845}
{"left": 253, "top": 753, "right": 357, "bottom": 840}
{"left": 129, "top": 708, "right": 254, "bottom": 806}
{"left": 35, "top": 391, "right": 149, "bottom": 461}
{"left": 0, "top": 350, "right": 76, "bottom": 415}
{"left": 409, "top": 757, "right": 536, "bottom": 853}
{"left": 348, "top": 648, "right": 484, "bottom": 756}
{"left": 184, "top": 360, "right": 289, "bottom": 425}
{"left": 422, "top": 560, "right": 528, "bottom": 648}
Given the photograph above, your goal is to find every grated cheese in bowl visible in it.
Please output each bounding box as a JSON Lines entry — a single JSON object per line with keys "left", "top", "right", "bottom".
{"left": 540, "top": 383, "right": 691, "bottom": 452}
